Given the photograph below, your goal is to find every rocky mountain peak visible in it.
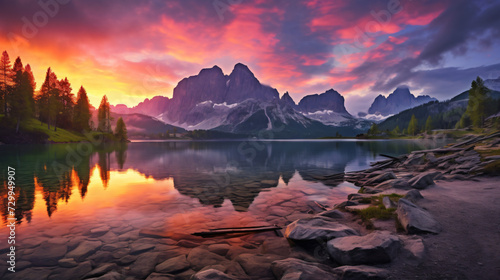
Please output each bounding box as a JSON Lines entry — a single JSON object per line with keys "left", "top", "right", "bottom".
{"left": 367, "top": 86, "right": 437, "bottom": 116}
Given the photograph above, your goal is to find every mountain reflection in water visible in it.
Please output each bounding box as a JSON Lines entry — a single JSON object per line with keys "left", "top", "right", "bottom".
{"left": 0, "top": 139, "right": 446, "bottom": 225}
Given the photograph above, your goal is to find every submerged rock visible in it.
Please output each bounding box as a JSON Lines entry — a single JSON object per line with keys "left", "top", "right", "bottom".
{"left": 285, "top": 217, "right": 359, "bottom": 242}
{"left": 27, "top": 241, "right": 67, "bottom": 266}
{"left": 66, "top": 240, "right": 102, "bottom": 262}
{"left": 327, "top": 231, "right": 400, "bottom": 265}
{"left": 191, "top": 269, "right": 236, "bottom": 280}
{"left": 155, "top": 255, "right": 190, "bottom": 274}
{"left": 187, "top": 248, "right": 226, "bottom": 271}
{"left": 396, "top": 198, "right": 441, "bottom": 234}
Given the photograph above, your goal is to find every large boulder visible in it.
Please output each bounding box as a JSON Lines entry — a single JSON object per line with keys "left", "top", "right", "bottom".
{"left": 408, "top": 172, "right": 440, "bottom": 189}
{"left": 332, "top": 265, "right": 389, "bottom": 280}
{"left": 271, "top": 258, "right": 336, "bottom": 279}
{"left": 191, "top": 269, "right": 236, "bottom": 280}
{"left": 327, "top": 231, "right": 400, "bottom": 265}
{"left": 285, "top": 217, "right": 359, "bottom": 242}
{"left": 403, "top": 190, "right": 424, "bottom": 203}
{"left": 396, "top": 198, "right": 441, "bottom": 234}
{"left": 363, "top": 172, "right": 397, "bottom": 186}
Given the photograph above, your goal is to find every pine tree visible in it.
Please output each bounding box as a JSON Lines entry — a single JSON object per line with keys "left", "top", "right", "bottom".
{"left": 368, "top": 123, "right": 379, "bottom": 135}
{"left": 73, "top": 86, "right": 91, "bottom": 132}
{"left": 392, "top": 125, "right": 400, "bottom": 135}
{"left": 98, "top": 95, "right": 110, "bottom": 132}
{"left": 10, "top": 57, "right": 34, "bottom": 133}
{"left": 425, "top": 116, "right": 433, "bottom": 133}
{"left": 468, "top": 77, "right": 489, "bottom": 127}
{"left": 57, "top": 77, "right": 74, "bottom": 129}
{"left": 114, "top": 117, "right": 128, "bottom": 142}
{"left": 37, "top": 68, "right": 59, "bottom": 129}
{"left": 0, "top": 51, "right": 14, "bottom": 115}
{"left": 408, "top": 114, "right": 418, "bottom": 136}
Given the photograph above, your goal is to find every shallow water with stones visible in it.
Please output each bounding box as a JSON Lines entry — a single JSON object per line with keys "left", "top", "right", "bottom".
{"left": 0, "top": 139, "right": 449, "bottom": 279}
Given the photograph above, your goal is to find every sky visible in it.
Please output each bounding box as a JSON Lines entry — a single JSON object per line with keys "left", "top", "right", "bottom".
{"left": 1, "top": 0, "right": 500, "bottom": 115}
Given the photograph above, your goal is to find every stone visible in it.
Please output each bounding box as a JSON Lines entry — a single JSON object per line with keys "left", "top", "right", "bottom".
{"left": 118, "top": 255, "right": 137, "bottom": 265}
{"left": 85, "top": 263, "right": 117, "bottom": 278}
{"left": 382, "top": 196, "right": 397, "bottom": 209}
{"left": 191, "top": 269, "right": 236, "bottom": 280}
{"left": 27, "top": 241, "right": 67, "bottom": 266}
{"left": 145, "top": 273, "right": 175, "bottom": 279}
{"left": 207, "top": 244, "right": 231, "bottom": 256}
{"left": 58, "top": 258, "right": 77, "bottom": 268}
{"left": 259, "top": 238, "right": 291, "bottom": 256}
{"left": 327, "top": 231, "right": 400, "bottom": 265}
{"left": 235, "top": 253, "right": 284, "bottom": 278}
{"left": 66, "top": 240, "right": 102, "bottom": 262}
{"left": 187, "top": 247, "right": 226, "bottom": 271}
{"left": 396, "top": 198, "right": 441, "bottom": 234}
{"left": 155, "top": 255, "right": 190, "bottom": 274}
{"left": 48, "top": 261, "right": 92, "bottom": 280}
{"left": 90, "top": 225, "right": 111, "bottom": 236}
{"left": 317, "top": 209, "right": 345, "bottom": 219}
{"left": 130, "top": 252, "right": 160, "bottom": 278}
{"left": 425, "top": 153, "right": 438, "bottom": 164}
{"left": 363, "top": 172, "right": 397, "bottom": 186}
{"left": 408, "top": 171, "right": 441, "bottom": 189}
{"left": 87, "top": 271, "right": 124, "bottom": 280}
{"left": 130, "top": 242, "right": 156, "bottom": 255}
{"left": 5, "top": 267, "right": 53, "bottom": 280}
{"left": 271, "top": 258, "right": 336, "bottom": 280}
{"left": 403, "top": 189, "right": 424, "bottom": 203}
{"left": 399, "top": 235, "right": 425, "bottom": 265}
{"left": 176, "top": 240, "right": 200, "bottom": 248}
{"left": 374, "top": 179, "right": 410, "bottom": 190}
{"left": 333, "top": 265, "right": 389, "bottom": 280}
{"left": 403, "top": 153, "right": 424, "bottom": 166}
{"left": 285, "top": 217, "right": 358, "bottom": 242}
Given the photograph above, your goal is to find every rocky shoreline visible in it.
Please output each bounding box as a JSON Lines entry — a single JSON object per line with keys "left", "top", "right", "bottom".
{"left": 2, "top": 134, "right": 499, "bottom": 280}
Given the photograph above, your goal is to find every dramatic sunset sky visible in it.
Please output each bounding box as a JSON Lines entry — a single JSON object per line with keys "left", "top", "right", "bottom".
{"left": 1, "top": 0, "right": 499, "bottom": 114}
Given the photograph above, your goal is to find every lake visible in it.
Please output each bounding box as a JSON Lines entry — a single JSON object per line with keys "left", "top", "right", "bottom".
{"left": 0, "top": 139, "right": 448, "bottom": 278}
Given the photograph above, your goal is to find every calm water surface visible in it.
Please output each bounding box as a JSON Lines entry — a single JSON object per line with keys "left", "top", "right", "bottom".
{"left": 0, "top": 139, "right": 448, "bottom": 277}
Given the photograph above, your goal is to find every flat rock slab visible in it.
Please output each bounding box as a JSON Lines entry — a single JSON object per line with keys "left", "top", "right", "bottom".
{"left": 66, "top": 240, "right": 102, "bottom": 262}
{"left": 271, "top": 258, "right": 336, "bottom": 280}
{"left": 396, "top": 198, "right": 442, "bottom": 234}
{"left": 327, "top": 231, "right": 401, "bottom": 265}
{"left": 27, "top": 241, "right": 67, "bottom": 266}
{"left": 345, "top": 204, "right": 372, "bottom": 211}
{"left": 333, "top": 265, "right": 389, "bottom": 280}
{"left": 191, "top": 269, "right": 236, "bottom": 280}
{"left": 374, "top": 179, "right": 410, "bottom": 190}
{"left": 364, "top": 172, "right": 397, "bottom": 186}
{"left": 48, "top": 260, "right": 92, "bottom": 280}
{"left": 155, "top": 255, "right": 190, "bottom": 274}
{"left": 130, "top": 252, "right": 161, "bottom": 278}
{"left": 84, "top": 263, "right": 117, "bottom": 278}
{"left": 403, "top": 189, "right": 424, "bottom": 203}
{"left": 285, "top": 217, "right": 359, "bottom": 242}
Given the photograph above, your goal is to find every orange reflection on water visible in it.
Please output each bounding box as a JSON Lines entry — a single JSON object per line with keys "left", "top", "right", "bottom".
{"left": 27, "top": 166, "right": 177, "bottom": 228}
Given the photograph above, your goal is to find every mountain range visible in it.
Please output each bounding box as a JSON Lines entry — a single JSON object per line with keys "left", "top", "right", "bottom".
{"left": 111, "top": 63, "right": 372, "bottom": 137}
{"left": 365, "top": 86, "right": 437, "bottom": 118}
{"left": 110, "top": 63, "right": 442, "bottom": 138}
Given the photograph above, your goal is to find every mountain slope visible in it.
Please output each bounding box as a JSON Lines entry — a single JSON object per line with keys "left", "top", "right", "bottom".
{"left": 367, "top": 86, "right": 437, "bottom": 117}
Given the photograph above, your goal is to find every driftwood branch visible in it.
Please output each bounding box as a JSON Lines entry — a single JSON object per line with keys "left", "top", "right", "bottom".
{"left": 192, "top": 225, "right": 282, "bottom": 237}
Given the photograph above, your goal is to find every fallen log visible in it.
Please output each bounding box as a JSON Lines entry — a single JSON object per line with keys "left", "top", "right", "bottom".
{"left": 192, "top": 225, "right": 282, "bottom": 238}
{"left": 379, "top": 154, "right": 401, "bottom": 161}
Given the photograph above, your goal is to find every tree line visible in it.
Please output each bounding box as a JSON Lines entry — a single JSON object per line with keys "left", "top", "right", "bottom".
{"left": 0, "top": 50, "right": 127, "bottom": 141}
{"left": 369, "top": 77, "right": 500, "bottom": 137}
